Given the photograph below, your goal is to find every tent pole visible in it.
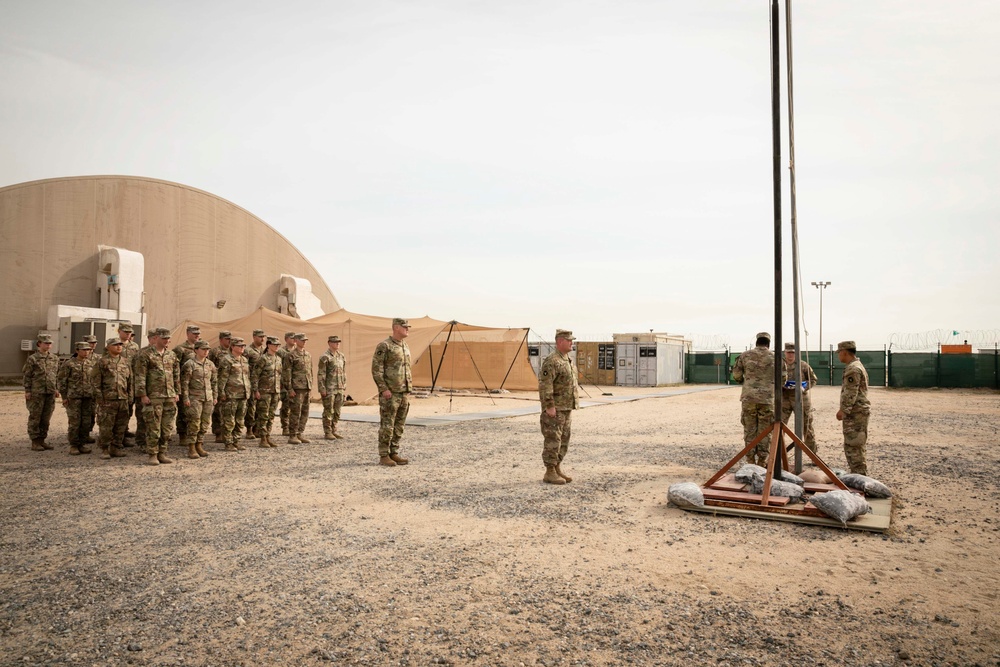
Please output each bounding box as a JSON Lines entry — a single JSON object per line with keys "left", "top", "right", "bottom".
{"left": 457, "top": 331, "right": 497, "bottom": 405}
{"left": 770, "top": 0, "right": 784, "bottom": 479}
{"left": 430, "top": 321, "right": 456, "bottom": 393}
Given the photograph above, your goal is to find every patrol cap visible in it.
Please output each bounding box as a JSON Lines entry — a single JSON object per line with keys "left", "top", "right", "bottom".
{"left": 284, "top": 331, "right": 297, "bottom": 339}
{"left": 118, "top": 323, "right": 133, "bottom": 333}
{"left": 83, "top": 334, "right": 98, "bottom": 343}
{"left": 837, "top": 340, "right": 856, "bottom": 352}
{"left": 37, "top": 333, "right": 53, "bottom": 343}
{"left": 218, "top": 330, "right": 232, "bottom": 339}
{"left": 106, "top": 338, "right": 123, "bottom": 347}
{"left": 230, "top": 337, "right": 246, "bottom": 346}
{"left": 157, "top": 328, "right": 172, "bottom": 339}
{"left": 186, "top": 325, "right": 201, "bottom": 334}
{"left": 783, "top": 342, "right": 796, "bottom": 351}
{"left": 555, "top": 329, "right": 576, "bottom": 341}
{"left": 75, "top": 341, "right": 91, "bottom": 350}
{"left": 392, "top": 318, "right": 410, "bottom": 328}
{"left": 293, "top": 333, "right": 309, "bottom": 341}
{"left": 266, "top": 336, "right": 280, "bottom": 345}
{"left": 146, "top": 329, "right": 157, "bottom": 339}
{"left": 756, "top": 332, "right": 771, "bottom": 341}
{"left": 328, "top": 335, "right": 341, "bottom": 343}
{"left": 252, "top": 329, "right": 266, "bottom": 337}
{"left": 194, "top": 340, "right": 211, "bottom": 350}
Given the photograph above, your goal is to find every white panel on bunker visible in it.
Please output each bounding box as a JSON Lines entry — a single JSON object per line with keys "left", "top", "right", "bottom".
{"left": 616, "top": 342, "right": 637, "bottom": 386}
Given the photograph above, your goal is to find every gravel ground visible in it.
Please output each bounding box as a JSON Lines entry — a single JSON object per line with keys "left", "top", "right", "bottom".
{"left": 1, "top": 386, "right": 998, "bottom": 667}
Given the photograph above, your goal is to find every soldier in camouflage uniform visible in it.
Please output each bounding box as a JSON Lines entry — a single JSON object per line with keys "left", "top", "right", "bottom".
{"left": 80, "top": 334, "right": 100, "bottom": 443}
{"left": 23, "top": 333, "right": 61, "bottom": 450}
{"left": 58, "top": 341, "right": 97, "bottom": 455}
{"left": 318, "top": 335, "right": 347, "bottom": 440}
{"left": 132, "top": 329, "right": 157, "bottom": 451}
{"left": 538, "top": 329, "right": 580, "bottom": 485}
{"left": 91, "top": 338, "right": 132, "bottom": 459}
{"left": 135, "top": 328, "right": 181, "bottom": 466}
{"left": 371, "top": 318, "right": 413, "bottom": 466}
{"left": 117, "top": 323, "right": 141, "bottom": 442}
{"left": 836, "top": 340, "right": 871, "bottom": 475}
{"left": 780, "top": 342, "right": 819, "bottom": 455}
{"left": 243, "top": 329, "right": 266, "bottom": 438}
{"left": 252, "top": 337, "right": 284, "bottom": 448}
{"left": 283, "top": 333, "right": 314, "bottom": 444}
{"left": 180, "top": 340, "right": 216, "bottom": 458}
{"left": 172, "top": 325, "right": 201, "bottom": 441}
{"left": 732, "top": 332, "right": 785, "bottom": 467}
{"left": 277, "top": 331, "right": 297, "bottom": 435}
{"left": 218, "top": 337, "right": 252, "bottom": 451}
{"left": 209, "top": 331, "right": 233, "bottom": 441}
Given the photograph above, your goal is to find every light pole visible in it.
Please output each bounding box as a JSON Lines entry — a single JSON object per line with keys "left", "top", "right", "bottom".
{"left": 811, "top": 281, "right": 831, "bottom": 351}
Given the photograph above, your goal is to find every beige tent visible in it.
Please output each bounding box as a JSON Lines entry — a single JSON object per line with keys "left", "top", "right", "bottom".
{"left": 169, "top": 307, "right": 535, "bottom": 402}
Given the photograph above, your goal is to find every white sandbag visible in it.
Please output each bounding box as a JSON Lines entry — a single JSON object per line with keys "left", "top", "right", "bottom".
{"left": 811, "top": 490, "right": 871, "bottom": 525}
{"left": 838, "top": 473, "right": 893, "bottom": 498}
{"left": 748, "top": 473, "right": 805, "bottom": 502}
{"left": 736, "top": 464, "right": 804, "bottom": 486}
{"left": 668, "top": 482, "right": 704, "bottom": 508}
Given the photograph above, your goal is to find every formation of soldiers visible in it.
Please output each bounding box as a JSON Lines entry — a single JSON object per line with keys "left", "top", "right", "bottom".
{"left": 22, "top": 324, "right": 351, "bottom": 466}
{"left": 732, "top": 333, "right": 872, "bottom": 475}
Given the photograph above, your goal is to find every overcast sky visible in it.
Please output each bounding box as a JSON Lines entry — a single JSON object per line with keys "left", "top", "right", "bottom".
{"left": 2, "top": 1, "right": 998, "bottom": 350}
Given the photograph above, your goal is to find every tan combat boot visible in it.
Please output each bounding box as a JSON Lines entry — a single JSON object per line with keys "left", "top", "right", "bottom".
{"left": 389, "top": 453, "right": 409, "bottom": 465}
{"left": 225, "top": 443, "right": 239, "bottom": 451}
{"left": 79, "top": 444, "right": 92, "bottom": 454}
{"left": 555, "top": 463, "right": 573, "bottom": 483}
{"left": 30, "top": 439, "right": 45, "bottom": 451}
{"left": 333, "top": 424, "right": 345, "bottom": 440}
{"left": 287, "top": 435, "right": 301, "bottom": 444}
{"left": 69, "top": 445, "right": 83, "bottom": 455}
{"left": 298, "top": 433, "right": 311, "bottom": 444}
{"left": 258, "top": 436, "right": 270, "bottom": 448}
{"left": 267, "top": 434, "right": 279, "bottom": 448}
{"left": 110, "top": 446, "right": 127, "bottom": 458}
{"left": 157, "top": 452, "right": 174, "bottom": 464}
{"left": 195, "top": 440, "right": 209, "bottom": 457}
{"left": 215, "top": 433, "right": 225, "bottom": 443}
{"left": 147, "top": 454, "right": 160, "bottom": 466}
{"left": 187, "top": 444, "right": 200, "bottom": 459}
{"left": 379, "top": 455, "right": 397, "bottom": 466}
{"left": 234, "top": 440, "right": 247, "bottom": 451}
{"left": 324, "top": 431, "right": 335, "bottom": 440}
{"left": 101, "top": 448, "right": 112, "bottom": 460}
{"left": 40, "top": 440, "right": 54, "bottom": 450}
{"left": 543, "top": 465, "right": 566, "bottom": 485}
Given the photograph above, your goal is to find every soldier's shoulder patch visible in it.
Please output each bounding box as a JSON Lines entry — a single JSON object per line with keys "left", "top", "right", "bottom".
{"left": 375, "top": 349, "right": 384, "bottom": 357}
{"left": 847, "top": 375, "right": 857, "bottom": 384}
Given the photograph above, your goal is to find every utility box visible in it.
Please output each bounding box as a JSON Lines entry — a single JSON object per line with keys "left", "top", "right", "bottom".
{"left": 56, "top": 318, "right": 137, "bottom": 357}
{"left": 576, "top": 342, "right": 616, "bottom": 386}
{"left": 613, "top": 333, "right": 689, "bottom": 386}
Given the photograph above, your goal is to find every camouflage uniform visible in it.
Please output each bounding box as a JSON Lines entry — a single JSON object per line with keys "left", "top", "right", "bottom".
{"left": 780, "top": 356, "right": 819, "bottom": 454}
{"left": 23, "top": 344, "right": 60, "bottom": 447}
{"left": 840, "top": 356, "right": 871, "bottom": 475}
{"left": 318, "top": 346, "right": 347, "bottom": 437}
{"left": 208, "top": 338, "right": 232, "bottom": 438}
{"left": 276, "top": 340, "right": 296, "bottom": 433}
{"left": 252, "top": 349, "right": 284, "bottom": 442}
{"left": 282, "top": 343, "right": 313, "bottom": 439}
{"left": 244, "top": 338, "right": 265, "bottom": 435}
{"left": 134, "top": 346, "right": 181, "bottom": 456}
{"left": 172, "top": 339, "right": 198, "bottom": 438}
{"left": 91, "top": 348, "right": 133, "bottom": 455}
{"left": 538, "top": 345, "right": 580, "bottom": 467}
{"left": 371, "top": 336, "right": 412, "bottom": 457}
{"left": 57, "top": 350, "right": 97, "bottom": 452}
{"left": 218, "top": 350, "right": 252, "bottom": 448}
{"left": 732, "top": 338, "right": 785, "bottom": 466}
{"left": 181, "top": 356, "right": 217, "bottom": 448}
{"left": 120, "top": 334, "right": 141, "bottom": 438}
{"left": 131, "top": 341, "right": 154, "bottom": 449}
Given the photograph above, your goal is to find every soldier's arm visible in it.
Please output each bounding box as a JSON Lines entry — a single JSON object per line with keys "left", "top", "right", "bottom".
{"left": 210, "top": 363, "right": 218, "bottom": 402}
{"left": 732, "top": 355, "right": 745, "bottom": 383}
{"left": 807, "top": 363, "right": 818, "bottom": 388}
{"left": 218, "top": 360, "right": 230, "bottom": 400}
{"left": 134, "top": 354, "right": 148, "bottom": 398}
{"left": 317, "top": 356, "right": 328, "bottom": 395}
{"left": 180, "top": 362, "right": 191, "bottom": 404}
{"left": 538, "top": 357, "right": 556, "bottom": 410}
{"left": 371, "top": 344, "right": 389, "bottom": 394}
{"left": 840, "top": 368, "right": 860, "bottom": 414}
{"left": 282, "top": 355, "right": 292, "bottom": 390}
{"left": 57, "top": 362, "right": 70, "bottom": 397}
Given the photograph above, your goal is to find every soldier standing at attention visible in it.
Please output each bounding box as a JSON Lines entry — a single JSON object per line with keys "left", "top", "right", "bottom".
{"left": 731, "top": 332, "right": 784, "bottom": 467}
{"left": 836, "top": 340, "right": 871, "bottom": 475}
{"left": 283, "top": 333, "right": 314, "bottom": 444}
{"left": 780, "top": 342, "right": 819, "bottom": 455}
{"left": 244, "top": 329, "right": 266, "bottom": 438}
{"left": 252, "top": 336, "right": 284, "bottom": 448}
{"left": 371, "top": 318, "right": 413, "bottom": 466}
{"left": 116, "top": 323, "right": 140, "bottom": 441}
{"left": 135, "top": 328, "right": 181, "bottom": 466}
{"left": 91, "top": 338, "right": 132, "bottom": 459}
{"left": 80, "top": 334, "right": 100, "bottom": 443}
{"left": 538, "top": 329, "right": 580, "bottom": 485}
{"left": 58, "top": 341, "right": 97, "bottom": 455}
{"left": 277, "top": 331, "right": 297, "bottom": 436}
{"left": 23, "top": 333, "right": 61, "bottom": 451}
{"left": 173, "top": 325, "right": 201, "bottom": 441}
{"left": 218, "top": 337, "right": 252, "bottom": 451}
{"left": 180, "top": 340, "right": 217, "bottom": 459}
{"left": 209, "top": 331, "right": 232, "bottom": 442}
{"left": 132, "top": 329, "right": 157, "bottom": 451}
{"left": 318, "top": 335, "right": 347, "bottom": 440}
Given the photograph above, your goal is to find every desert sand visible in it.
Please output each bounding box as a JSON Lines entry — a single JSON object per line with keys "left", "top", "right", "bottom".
{"left": 1, "top": 385, "right": 998, "bottom": 667}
